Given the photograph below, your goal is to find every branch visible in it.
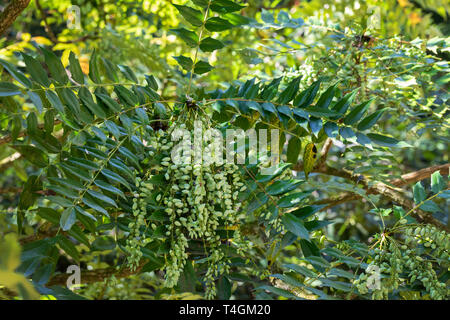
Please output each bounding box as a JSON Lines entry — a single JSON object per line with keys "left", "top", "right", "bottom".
{"left": 0, "top": 120, "right": 63, "bottom": 147}
{"left": 0, "top": 152, "right": 22, "bottom": 172}
{"left": 34, "top": 0, "right": 99, "bottom": 44}
{"left": 316, "top": 137, "right": 333, "bottom": 168}
{"left": 294, "top": 152, "right": 448, "bottom": 231}
{"left": 35, "top": 0, "right": 57, "bottom": 43}
{"left": 391, "top": 163, "right": 450, "bottom": 187}
{"left": 0, "top": 0, "right": 30, "bottom": 36}
{"left": 47, "top": 262, "right": 146, "bottom": 287}
{"left": 313, "top": 193, "right": 360, "bottom": 211}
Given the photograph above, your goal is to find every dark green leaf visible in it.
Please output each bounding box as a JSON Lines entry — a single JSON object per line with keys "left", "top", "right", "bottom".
{"left": 413, "top": 182, "right": 426, "bottom": 203}
{"left": 210, "top": 0, "right": 245, "bottom": 14}
{"left": 42, "top": 47, "right": 68, "bottom": 84}
{"left": 282, "top": 213, "right": 310, "bottom": 240}
{"left": 343, "top": 99, "right": 374, "bottom": 125}
{"left": 173, "top": 4, "right": 203, "bottom": 26}
{"left": 22, "top": 53, "right": 50, "bottom": 87}
{"left": 0, "top": 82, "right": 22, "bottom": 96}
{"left": 173, "top": 55, "right": 193, "bottom": 71}
{"left": 170, "top": 28, "right": 199, "bottom": 47}
{"left": 11, "top": 144, "right": 48, "bottom": 167}
{"left": 60, "top": 207, "right": 77, "bottom": 231}
{"left": 367, "top": 133, "right": 411, "bottom": 148}
{"left": 200, "top": 37, "right": 225, "bottom": 52}
{"left": 0, "top": 58, "right": 32, "bottom": 88}
{"left": 267, "top": 179, "right": 304, "bottom": 196}
{"left": 194, "top": 60, "right": 214, "bottom": 74}
{"left": 357, "top": 108, "right": 387, "bottom": 131}
{"left": 69, "top": 52, "right": 85, "bottom": 84}
{"left": 205, "top": 17, "right": 234, "bottom": 32}
{"left": 57, "top": 236, "right": 80, "bottom": 261}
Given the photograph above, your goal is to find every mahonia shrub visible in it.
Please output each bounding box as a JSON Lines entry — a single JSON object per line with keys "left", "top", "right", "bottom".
{"left": 0, "top": 0, "right": 448, "bottom": 300}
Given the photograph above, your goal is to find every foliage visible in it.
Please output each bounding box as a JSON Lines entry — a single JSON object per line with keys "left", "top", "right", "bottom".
{"left": 0, "top": 0, "right": 448, "bottom": 300}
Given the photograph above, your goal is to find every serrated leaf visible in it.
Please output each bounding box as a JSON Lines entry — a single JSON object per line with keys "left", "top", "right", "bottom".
{"left": 96, "top": 93, "right": 121, "bottom": 112}
{"left": 284, "top": 264, "right": 317, "bottom": 278}
{"left": 330, "top": 89, "right": 358, "bottom": 119}
{"left": 114, "top": 85, "right": 138, "bottom": 106}
{"left": 101, "top": 169, "right": 131, "bottom": 190}
{"left": 88, "top": 50, "right": 101, "bottom": 83}
{"left": 309, "top": 117, "right": 322, "bottom": 137}
{"left": 78, "top": 87, "right": 106, "bottom": 118}
{"left": 303, "top": 108, "right": 340, "bottom": 118}
{"left": 94, "top": 180, "right": 126, "bottom": 199}
{"left": 91, "top": 236, "right": 116, "bottom": 251}
{"left": 315, "top": 84, "right": 337, "bottom": 109}
{"left": 420, "top": 200, "right": 440, "bottom": 212}
{"left": 118, "top": 64, "right": 138, "bottom": 83}
{"left": 294, "top": 80, "right": 321, "bottom": 108}
{"left": 58, "top": 88, "right": 80, "bottom": 115}
{"left": 82, "top": 194, "right": 109, "bottom": 217}
{"left": 277, "top": 76, "right": 301, "bottom": 104}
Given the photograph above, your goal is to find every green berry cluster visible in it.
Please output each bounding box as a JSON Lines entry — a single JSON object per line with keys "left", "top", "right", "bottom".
{"left": 354, "top": 232, "right": 449, "bottom": 300}
{"left": 125, "top": 120, "right": 253, "bottom": 299}
{"left": 404, "top": 225, "right": 449, "bottom": 263}
{"left": 125, "top": 177, "right": 153, "bottom": 271}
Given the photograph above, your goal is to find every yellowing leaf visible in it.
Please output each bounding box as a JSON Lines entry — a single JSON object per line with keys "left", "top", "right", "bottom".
{"left": 0, "top": 233, "right": 21, "bottom": 271}
{"left": 79, "top": 56, "right": 89, "bottom": 75}
{"left": 303, "top": 142, "right": 317, "bottom": 180}
{"left": 0, "top": 234, "right": 40, "bottom": 300}
{"left": 21, "top": 33, "right": 31, "bottom": 42}
{"left": 409, "top": 12, "right": 422, "bottom": 26}
{"left": 31, "top": 36, "right": 53, "bottom": 46}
